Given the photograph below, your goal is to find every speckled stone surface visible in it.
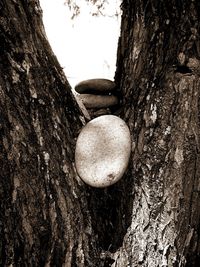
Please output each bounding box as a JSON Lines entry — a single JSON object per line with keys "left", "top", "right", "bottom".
{"left": 75, "top": 115, "right": 131, "bottom": 187}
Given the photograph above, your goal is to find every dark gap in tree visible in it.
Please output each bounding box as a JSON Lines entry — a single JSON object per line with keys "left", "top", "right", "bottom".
{"left": 87, "top": 168, "right": 133, "bottom": 252}
{"left": 103, "top": 257, "right": 115, "bottom": 267}
{"left": 51, "top": 239, "right": 65, "bottom": 267}
{"left": 185, "top": 255, "right": 200, "bottom": 267}
{"left": 71, "top": 245, "right": 78, "bottom": 267}
{"left": 175, "top": 65, "right": 192, "bottom": 74}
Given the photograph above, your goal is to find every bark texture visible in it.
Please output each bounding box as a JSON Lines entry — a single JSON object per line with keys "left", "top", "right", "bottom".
{"left": 113, "top": 0, "right": 200, "bottom": 266}
{"left": 0, "top": 1, "right": 100, "bottom": 266}
{"left": 1, "top": 0, "right": 200, "bottom": 266}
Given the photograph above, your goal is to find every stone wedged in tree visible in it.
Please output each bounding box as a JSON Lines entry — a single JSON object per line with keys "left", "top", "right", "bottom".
{"left": 75, "top": 78, "right": 117, "bottom": 94}
{"left": 75, "top": 115, "right": 131, "bottom": 188}
{"left": 88, "top": 108, "right": 111, "bottom": 118}
{"left": 80, "top": 94, "right": 118, "bottom": 109}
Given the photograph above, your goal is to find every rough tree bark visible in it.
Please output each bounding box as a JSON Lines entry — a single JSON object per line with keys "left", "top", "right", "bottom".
{"left": 0, "top": 1, "right": 99, "bottom": 266}
{"left": 114, "top": 0, "right": 200, "bottom": 266}
{"left": 0, "top": 0, "right": 200, "bottom": 267}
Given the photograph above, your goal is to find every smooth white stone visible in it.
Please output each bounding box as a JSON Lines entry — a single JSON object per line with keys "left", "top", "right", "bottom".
{"left": 75, "top": 115, "right": 131, "bottom": 188}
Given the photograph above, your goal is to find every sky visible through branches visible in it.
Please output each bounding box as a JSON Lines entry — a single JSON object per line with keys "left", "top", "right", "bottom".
{"left": 40, "top": 0, "right": 121, "bottom": 88}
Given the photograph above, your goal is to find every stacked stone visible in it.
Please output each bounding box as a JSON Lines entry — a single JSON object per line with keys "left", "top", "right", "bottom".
{"left": 74, "top": 78, "right": 119, "bottom": 119}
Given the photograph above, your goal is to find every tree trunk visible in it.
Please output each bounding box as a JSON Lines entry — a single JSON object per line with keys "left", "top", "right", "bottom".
{"left": 0, "top": 1, "right": 99, "bottom": 266}
{"left": 114, "top": 0, "right": 200, "bottom": 266}
{"left": 1, "top": 0, "right": 200, "bottom": 266}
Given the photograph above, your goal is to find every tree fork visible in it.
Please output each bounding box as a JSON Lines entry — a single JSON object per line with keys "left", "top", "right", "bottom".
{"left": 1, "top": 0, "right": 200, "bottom": 266}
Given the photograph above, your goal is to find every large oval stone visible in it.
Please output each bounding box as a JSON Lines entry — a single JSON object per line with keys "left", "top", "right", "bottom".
{"left": 75, "top": 79, "right": 116, "bottom": 94}
{"left": 80, "top": 94, "right": 118, "bottom": 109}
{"left": 75, "top": 115, "right": 131, "bottom": 188}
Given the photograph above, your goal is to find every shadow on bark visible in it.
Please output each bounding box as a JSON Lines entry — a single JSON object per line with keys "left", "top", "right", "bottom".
{"left": 87, "top": 165, "right": 134, "bottom": 253}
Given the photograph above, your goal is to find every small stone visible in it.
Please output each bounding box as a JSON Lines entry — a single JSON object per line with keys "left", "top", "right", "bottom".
{"left": 88, "top": 108, "right": 111, "bottom": 119}
{"left": 92, "top": 108, "right": 111, "bottom": 117}
{"left": 80, "top": 94, "right": 118, "bottom": 109}
{"left": 75, "top": 115, "right": 131, "bottom": 188}
{"left": 75, "top": 79, "right": 116, "bottom": 94}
